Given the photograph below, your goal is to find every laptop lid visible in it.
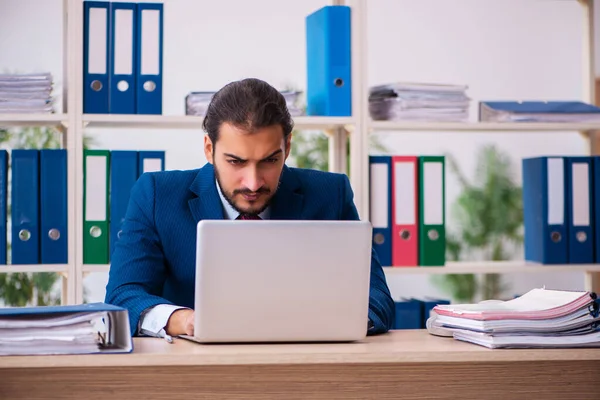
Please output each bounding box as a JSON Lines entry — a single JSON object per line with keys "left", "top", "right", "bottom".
{"left": 192, "top": 220, "right": 372, "bottom": 343}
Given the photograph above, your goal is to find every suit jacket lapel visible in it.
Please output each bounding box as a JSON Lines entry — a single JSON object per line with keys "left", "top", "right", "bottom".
{"left": 269, "top": 166, "right": 304, "bottom": 220}
{"left": 188, "top": 163, "right": 224, "bottom": 222}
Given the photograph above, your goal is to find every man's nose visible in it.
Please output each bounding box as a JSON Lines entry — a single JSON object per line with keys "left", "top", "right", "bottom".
{"left": 243, "top": 167, "right": 263, "bottom": 192}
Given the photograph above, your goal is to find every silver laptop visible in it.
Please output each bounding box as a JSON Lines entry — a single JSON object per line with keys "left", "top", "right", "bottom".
{"left": 181, "top": 219, "right": 372, "bottom": 343}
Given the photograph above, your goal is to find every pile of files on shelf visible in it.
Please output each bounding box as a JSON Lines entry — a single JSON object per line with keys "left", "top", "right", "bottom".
{"left": 0, "top": 73, "right": 54, "bottom": 114}
{"left": 522, "top": 155, "right": 600, "bottom": 265}
{"left": 83, "top": 150, "right": 166, "bottom": 265}
{"left": 185, "top": 90, "right": 304, "bottom": 117}
{"left": 428, "top": 288, "right": 600, "bottom": 349}
{"left": 368, "top": 82, "right": 470, "bottom": 122}
{"left": 369, "top": 155, "right": 445, "bottom": 267}
{"left": 479, "top": 101, "right": 600, "bottom": 122}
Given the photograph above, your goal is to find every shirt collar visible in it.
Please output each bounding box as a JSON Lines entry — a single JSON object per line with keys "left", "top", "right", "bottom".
{"left": 215, "top": 180, "right": 270, "bottom": 220}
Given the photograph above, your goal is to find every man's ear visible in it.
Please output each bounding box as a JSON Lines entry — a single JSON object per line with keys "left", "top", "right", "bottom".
{"left": 204, "top": 135, "right": 214, "bottom": 164}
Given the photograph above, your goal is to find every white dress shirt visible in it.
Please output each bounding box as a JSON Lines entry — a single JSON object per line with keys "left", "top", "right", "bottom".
{"left": 138, "top": 180, "right": 269, "bottom": 337}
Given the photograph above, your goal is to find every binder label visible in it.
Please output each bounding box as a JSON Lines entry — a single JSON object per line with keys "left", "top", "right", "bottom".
{"left": 141, "top": 10, "right": 161, "bottom": 75}
{"left": 394, "top": 161, "right": 415, "bottom": 225}
{"left": 572, "top": 162, "right": 590, "bottom": 226}
{"left": 88, "top": 7, "right": 107, "bottom": 74}
{"left": 86, "top": 156, "right": 108, "bottom": 221}
{"left": 114, "top": 9, "right": 134, "bottom": 75}
{"left": 370, "top": 163, "right": 388, "bottom": 228}
{"left": 547, "top": 158, "right": 564, "bottom": 225}
{"left": 423, "top": 162, "right": 443, "bottom": 225}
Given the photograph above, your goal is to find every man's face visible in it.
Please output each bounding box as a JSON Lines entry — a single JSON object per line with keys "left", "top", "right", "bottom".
{"left": 204, "top": 122, "right": 291, "bottom": 216}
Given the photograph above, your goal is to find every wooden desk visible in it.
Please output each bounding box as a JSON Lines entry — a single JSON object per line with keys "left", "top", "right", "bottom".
{"left": 1, "top": 330, "right": 599, "bottom": 399}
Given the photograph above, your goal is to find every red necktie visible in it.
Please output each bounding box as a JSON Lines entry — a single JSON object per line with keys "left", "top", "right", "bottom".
{"left": 237, "top": 214, "right": 262, "bottom": 220}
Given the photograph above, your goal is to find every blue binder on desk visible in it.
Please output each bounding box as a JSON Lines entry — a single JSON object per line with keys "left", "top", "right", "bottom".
{"left": 306, "top": 5, "right": 351, "bottom": 116}
{"left": 83, "top": 1, "right": 110, "bottom": 114}
{"left": 522, "top": 157, "right": 568, "bottom": 264}
{"left": 110, "top": 151, "right": 139, "bottom": 258}
{"left": 369, "top": 156, "right": 392, "bottom": 267}
{"left": 40, "top": 150, "right": 68, "bottom": 264}
{"left": 109, "top": 2, "right": 137, "bottom": 114}
{"left": 393, "top": 299, "right": 421, "bottom": 330}
{"left": 136, "top": 3, "right": 163, "bottom": 115}
{"left": 0, "top": 303, "right": 133, "bottom": 356}
{"left": 11, "top": 150, "right": 40, "bottom": 265}
{"left": 565, "top": 157, "right": 594, "bottom": 264}
{"left": 0, "top": 150, "right": 7, "bottom": 265}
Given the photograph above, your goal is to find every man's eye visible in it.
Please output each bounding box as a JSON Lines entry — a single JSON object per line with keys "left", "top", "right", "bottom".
{"left": 264, "top": 158, "right": 278, "bottom": 164}
{"left": 228, "top": 159, "right": 243, "bottom": 165}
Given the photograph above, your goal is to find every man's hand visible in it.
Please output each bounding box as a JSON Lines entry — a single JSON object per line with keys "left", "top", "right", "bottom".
{"left": 165, "top": 308, "right": 194, "bottom": 336}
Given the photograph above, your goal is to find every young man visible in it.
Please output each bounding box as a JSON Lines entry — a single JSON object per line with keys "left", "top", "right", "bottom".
{"left": 105, "top": 78, "right": 395, "bottom": 337}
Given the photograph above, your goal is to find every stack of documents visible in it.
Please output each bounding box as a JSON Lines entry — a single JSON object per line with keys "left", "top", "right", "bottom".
{"left": 0, "top": 303, "right": 132, "bottom": 356}
{"left": 427, "top": 288, "right": 600, "bottom": 349}
{"left": 368, "top": 82, "right": 470, "bottom": 122}
{"left": 0, "top": 73, "right": 54, "bottom": 114}
{"left": 185, "top": 90, "right": 304, "bottom": 117}
{"left": 479, "top": 101, "right": 600, "bottom": 122}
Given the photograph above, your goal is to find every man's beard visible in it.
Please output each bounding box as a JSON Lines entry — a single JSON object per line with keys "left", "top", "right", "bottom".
{"left": 214, "top": 165, "right": 281, "bottom": 217}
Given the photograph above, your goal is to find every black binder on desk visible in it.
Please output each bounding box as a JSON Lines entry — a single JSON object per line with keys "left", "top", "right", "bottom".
{"left": 0, "top": 302, "right": 133, "bottom": 356}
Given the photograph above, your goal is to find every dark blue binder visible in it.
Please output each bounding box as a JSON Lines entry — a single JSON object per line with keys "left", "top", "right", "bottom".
{"left": 369, "top": 156, "right": 392, "bottom": 267}
{"left": 40, "top": 149, "right": 68, "bottom": 264}
{"left": 136, "top": 3, "right": 163, "bottom": 115}
{"left": 110, "top": 151, "right": 139, "bottom": 258}
{"left": 11, "top": 150, "right": 40, "bottom": 264}
{"left": 83, "top": 1, "right": 110, "bottom": 114}
{"left": 393, "top": 299, "right": 422, "bottom": 329}
{"left": 306, "top": 5, "right": 351, "bottom": 116}
{"left": 109, "top": 2, "right": 138, "bottom": 114}
{"left": 565, "top": 156, "right": 594, "bottom": 264}
{"left": 138, "top": 150, "right": 165, "bottom": 176}
{"left": 0, "top": 150, "right": 7, "bottom": 264}
{"left": 594, "top": 157, "right": 600, "bottom": 263}
{"left": 522, "top": 157, "right": 568, "bottom": 264}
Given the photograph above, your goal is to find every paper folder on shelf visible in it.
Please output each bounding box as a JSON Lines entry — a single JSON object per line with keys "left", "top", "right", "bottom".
{"left": 565, "top": 156, "right": 594, "bottom": 264}
{"left": 522, "top": 157, "right": 568, "bottom": 264}
{"left": 0, "top": 150, "right": 6, "bottom": 265}
{"left": 136, "top": 3, "right": 163, "bottom": 115}
{"left": 84, "top": 150, "right": 110, "bottom": 264}
{"left": 40, "top": 149, "right": 68, "bottom": 264}
{"left": 109, "top": 2, "right": 137, "bottom": 114}
{"left": 391, "top": 156, "right": 419, "bottom": 266}
{"left": 418, "top": 156, "right": 445, "bottom": 266}
{"left": 369, "top": 156, "right": 392, "bottom": 267}
{"left": 0, "top": 302, "right": 132, "bottom": 356}
{"left": 83, "top": 1, "right": 110, "bottom": 114}
{"left": 11, "top": 150, "right": 40, "bottom": 265}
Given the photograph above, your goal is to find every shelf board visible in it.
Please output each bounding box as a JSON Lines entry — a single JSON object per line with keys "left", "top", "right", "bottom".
{"left": 0, "top": 264, "right": 69, "bottom": 274}
{"left": 83, "top": 114, "right": 354, "bottom": 131}
{"left": 0, "top": 113, "right": 66, "bottom": 127}
{"left": 82, "top": 264, "right": 110, "bottom": 273}
{"left": 369, "top": 121, "right": 600, "bottom": 132}
{"left": 383, "top": 261, "right": 600, "bottom": 275}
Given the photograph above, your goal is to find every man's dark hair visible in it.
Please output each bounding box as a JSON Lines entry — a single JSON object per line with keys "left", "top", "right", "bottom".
{"left": 202, "top": 78, "right": 294, "bottom": 146}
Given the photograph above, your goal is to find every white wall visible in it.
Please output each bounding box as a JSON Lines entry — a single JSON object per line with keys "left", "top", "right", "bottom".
{"left": 0, "top": 0, "right": 595, "bottom": 303}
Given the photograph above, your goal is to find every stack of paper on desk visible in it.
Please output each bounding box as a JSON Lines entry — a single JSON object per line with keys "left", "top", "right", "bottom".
{"left": 0, "top": 303, "right": 133, "bottom": 356}
{"left": 427, "top": 288, "right": 600, "bottom": 349}
{"left": 0, "top": 73, "right": 54, "bottom": 113}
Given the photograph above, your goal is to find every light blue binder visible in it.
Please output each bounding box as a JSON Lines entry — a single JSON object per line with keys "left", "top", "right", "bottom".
{"left": 306, "top": 5, "right": 352, "bottom": 116}
{"left": 40, "top": 149, "right": 68, "bottom": 264}
{"left": 11, "top": 150, "right": 40, "bottom": 265}
{"left": 83, "top": 1, "right": 110, "bottom": 114}
{"left": 109, "top": 2, "right": 138, "bottom": 114}
{"left": 136, "top": 3, "right": 163, "bottom": 115}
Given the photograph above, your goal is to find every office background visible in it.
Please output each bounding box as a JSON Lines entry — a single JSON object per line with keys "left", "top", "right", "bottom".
{"left": 0, "top": 0, "right": 595, "bottom": 305}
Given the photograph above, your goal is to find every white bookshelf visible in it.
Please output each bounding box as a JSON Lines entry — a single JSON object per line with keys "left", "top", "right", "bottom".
{"left": 1, "top": 0, "right": 598, "bottom": 305}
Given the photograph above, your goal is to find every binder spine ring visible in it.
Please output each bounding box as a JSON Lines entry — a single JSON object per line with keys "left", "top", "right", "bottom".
{"left": 90, "top": 226, "right": 102, "bottom": 238}
{"left": 91, "top": 80, "right": 102, "bottom": 91}
{"left": 427, "top": 229, "right": 439, "bottom": 241}
{"left": 143, "top": 81, "right": 156, "bottom": 92}
{"left": 400, "top": 230, "right": 410, "bottom": 240}
{"left": 374, "top": 233, "right": 385, "bottom": 245}
{"left": 551, "top": 231, "right": 562, "bottom": 242}
{"left": 18, "top": 229, "right": 31, "bottom": 241}
{"left": 48, "top": 228, "right": 60, "bottom": 241}
{"left": 576, "top": 231, "right": 587, "bottom": 242}
{"left": 334, "top": 78, "right": 344, "bottom": 87}
{"left": 117, "top": 81, "right": 129, "bottom": 92}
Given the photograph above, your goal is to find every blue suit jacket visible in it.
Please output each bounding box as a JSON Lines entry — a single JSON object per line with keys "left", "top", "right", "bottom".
{"left": 105, "top": 163, "right": 395, "bottom": 336}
